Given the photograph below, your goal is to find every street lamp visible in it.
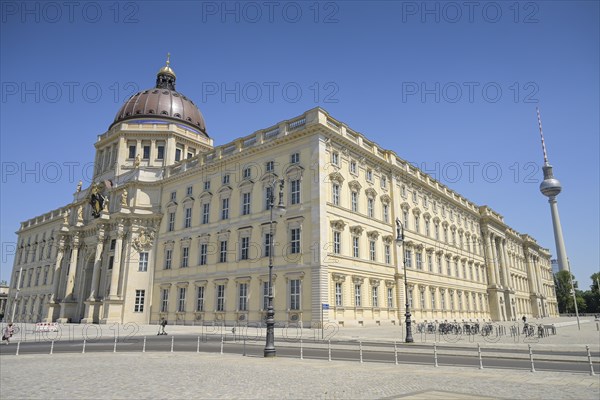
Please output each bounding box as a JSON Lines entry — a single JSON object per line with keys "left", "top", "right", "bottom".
{"left": 396, "top": 218, "right": 414, "bottom": 343}
{"left": 264, "top": 178, "right": 286, "bottom": 357}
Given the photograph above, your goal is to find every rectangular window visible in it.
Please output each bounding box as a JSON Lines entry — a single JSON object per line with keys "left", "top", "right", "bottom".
{"left": 403, "top": 211, "right": 409, "bottom": 229}
{"left": 168, "top": 212, "right": 175, "bottom": 231}
{"left": 290, "top": 179, "right": 301, "bottom": 205}
{"left": 381, "top": 175, "right": 387, "bottom": 188}
{"left": 138, "top": 252, "right": 148, "bottom": 272}
{"left": 243, "top": 167, "right": 251, "bottom": 179}
{"left": 221, "top": 198, "right": 229, "bottom": 220}
{"left": 353, "top": 237, "right": 359, "bottom": 258}
{"left": 291, "top": 152, "right": 300, "bottom": 164}
{"left": 157, "top": 145, "right": 165, "bottom": 160}
{"left": 240, "top": 237, "right": 250, "bottom": 260}
{"left": 366, "top": 169, "right": 373, "bottom": 182}
{"left": 425, "top": 220, "right": 430, "bottom": 236}
{"left": 134, "top": 290, "right": 145, "bottom": 312}
{"left": 143, "top": 145, "right": 150, "bottom": 160}
{"left": 219, "top": 241, "right": 228, "bottom": 263}
{"left": 35, "top": 268, "right": 40, "bottom": 286}
{"left": 383, "top": 204, "right": 389, "bottom": 223}
{"left": 408, "top": 287, "right": 413, "bottom": 308}
{"left": 369, "top": 240, "right": 376, "bottom": 261}
{"left": 335, "top": 282, "right": 343, "bottom": 306}
{"left": 160, "top": 288, "right": 169, "bottom": 312}
{"left": 435, "top": 224, "right": 440, "bottom": 240}
{"left": 385, "top": 244, "right": 391, "bottom": 264}
{"left": 428, "top": 254, "right": 433, "bottom": 272}
{"left": 387, "top": 287, "right": 393, "bottom": 308}
{"left": 414, "top": 215, "right": 420, "bottom": 233}
{"left": 222, "top": 174, "right": 230, "bottom": 185}
{"left": 175, "top": 148, "right": 182, "bottom": 162}
{"left": 242, "top": 192, "right": 251, "bottom": 215}
{"left": 367, "top": 198, "right": 374, "bottom": 218}
{"left": 203, "top": 180, "right": 211, "bottom": 191}
{"left": 216, "top": 284, "right": 225, "bottom": 311}
{"left": 290, "top": 228, "right": 301, "bottom": 254}
{"left": 331, "top": 152, "right": 339, "bottom": 166}
{"left": 196, "top": 286, "right": 205, "bottom": 312}
{"left": 416, "top": 252, "right": 422, "bottom": 270}
{"left": 202, "top": 203, "right": 210, "bottom": 224}
{"left": 372, "top": 286, "right": 378, "bottom": 307}
{"left": 290, "top": 279, "right": 301, "bottom": 310}
{"left": 351, "top": 191, "right": 358, "bottom": 212}
{"left": 199, "top": 244, "right": 208, "bottom": 265}
{"left": 186, "top": 186, "right": 193, "bottom": 196}
{"left": 446, "top": 258, "right": 452, "bottom": 276}
{"left": 170, "top": 191, "right": 177, "bottom": 201}
{"left": 128, "top": 145, "right": 136, "bottom": 159}
{"left": 405, "top": 250, "right": 412, "bottom": 268}
{"left": 181, "top": 247, "right": 189, "bottom": 268}
{"left": 110, "top": 239, "right": 116, "bottom": 250}
{"left": 165, "top": 249, "right": 172, "bottom": 270}
{"left": 265, "top": 186, "right": 273, "bottom": 210}
{"left": 178, "top": 287, "right": 186, "bottom": 312}
{"left": 332, "top": 184, "right": 340, "bottom": 205}
{"left": 333, "top": 231, "right": 341, "bottom": 254}
{"left": 43, "top": 267, "right": 49, "bottom": 285}
{"left": 354, "top": 284, "right": 362, "bottom": 306}
{"left": 184, "top": 207, "right": 192, "bottom": 228}
{"left": 264, "top": 233, "right": 272, "bottom": 257}
{"left": 266, "top": 160, "right": 274, "bottom": 172}
{"left": 262, "top": 281, "right": 269, "bottom": 310}
{"left": 239, "top": 283, "right": 248, "bottom": 311}
{"left": 437, "top": 256, "right": 442, "bottom": 274}
{"left": 441, "top": 291, "right": 446, "bottom": 310}
{"left": 350, "top": 160, "right": 357, "bottom": 174}
{"left": 430, "top": 290, "right": 436, "bottom": 309}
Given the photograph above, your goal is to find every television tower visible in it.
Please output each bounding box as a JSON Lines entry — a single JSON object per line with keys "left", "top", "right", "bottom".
{"left": 537, "top": 108, "right": 569, "bottom": 272}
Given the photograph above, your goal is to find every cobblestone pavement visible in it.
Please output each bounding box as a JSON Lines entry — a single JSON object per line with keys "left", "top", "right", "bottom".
{"left": 1, "top": 352, "right": 598, "bottom": 399}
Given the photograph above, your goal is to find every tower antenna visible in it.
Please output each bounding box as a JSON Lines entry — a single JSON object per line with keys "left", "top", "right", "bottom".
{"left": 537, "top": 107, "right": 549, "bottom": 165}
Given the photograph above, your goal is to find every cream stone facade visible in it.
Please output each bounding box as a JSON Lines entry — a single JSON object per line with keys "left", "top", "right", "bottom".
{"left": 5, "top": 63, "right": 558, "bottom": 327}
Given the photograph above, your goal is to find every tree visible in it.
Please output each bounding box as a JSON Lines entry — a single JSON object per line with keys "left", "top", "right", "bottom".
{"left": 581, "top": 272, "right": 600, "bottom": 314}
{"left": 554, "top": 270, "right": 580, "bottom": 313}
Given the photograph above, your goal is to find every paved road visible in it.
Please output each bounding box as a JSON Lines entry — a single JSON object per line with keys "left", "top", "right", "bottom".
{"left": 2, "top": 334, "right": 597, "bottom": 374}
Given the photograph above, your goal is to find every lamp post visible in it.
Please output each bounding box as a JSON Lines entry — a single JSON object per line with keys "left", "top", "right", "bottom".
{"left": 264, "top": 178, "right": 286, "bottom": 357}
{"left": 9, "top": 266, "right": 23, "bottom": 323}
{"left": 396, "top": 218, "right": 413, "bottom": 343}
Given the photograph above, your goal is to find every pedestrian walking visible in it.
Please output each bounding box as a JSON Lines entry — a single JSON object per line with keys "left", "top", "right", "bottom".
{"left": 2, "top": 323, "right": 15, "bottom": 345}
{"left": 158, "top": 318, "right": 168, "bottom": 335}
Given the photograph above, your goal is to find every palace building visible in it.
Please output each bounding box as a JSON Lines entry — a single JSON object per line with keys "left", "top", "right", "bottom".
{"left": 5, "top": 60, "right": 558, "bottom": 327}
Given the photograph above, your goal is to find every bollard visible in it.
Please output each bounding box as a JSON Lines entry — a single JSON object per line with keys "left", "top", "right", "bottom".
{"left": 394, "top": 341, "right": 398, "bottom": 365}
{"left": 359, "top": 341, "right": 363, "bottom": 363}
{"left": 50, "top": 340, "right": 54, "bottom": 355}
{"left": 528, "top": 344, "right": 535, "bottom": 372}
{"left": 143, "top": 336, "right": 147, "bottom": 353}
{"left": 300, "top": 338, "right": 303, "bottom": 360}
{"left": 328, "top": 339, "right": 331, "bottom": 362}
{"left": 170, "top": 336, "right": 174, "bottom": 353}
{"left": 16, "top": 341, "right": 21, "bottom": 356}
{"left": 113, "top": 336, "right": 117, "bottom": 353}
{"left": 243, "top": 337, "right": 246, "bottom": 357}
{"left": 220, "top": 336, "right": 224, "bottom": 355}
{"left": 477, "top": 343, "right": 483, "bottom": 369}
{"left": 434, "top": 343, "right": 438, "bottom": 367}
{"left": 197, "top": 336, "right": 200, "bottom": 353}
{"left": 586, "top": 345, "right": 596, "bottom": 376}
{"left": 596, "top": 322, "right": 599, "bottom": 332}
{"left": 82, "top": 339, "right": 86, "bottom": 354}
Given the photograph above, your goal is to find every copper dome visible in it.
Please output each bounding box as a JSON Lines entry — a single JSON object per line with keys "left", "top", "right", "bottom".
{"left": 111, "top": 60, "right": 207, "bottom": 136}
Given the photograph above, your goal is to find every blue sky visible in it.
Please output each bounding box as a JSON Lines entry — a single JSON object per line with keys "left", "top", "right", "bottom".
{"left": 1, "top": 1, "right": 598, "bottom": 287}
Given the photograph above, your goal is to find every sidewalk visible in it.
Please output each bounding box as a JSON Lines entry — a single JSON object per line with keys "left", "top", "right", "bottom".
{"left": 1, "top": 352, "right": 598, "bottom": 399}
{"left": 3, "top": 317, "right": 598, "bottom": 352}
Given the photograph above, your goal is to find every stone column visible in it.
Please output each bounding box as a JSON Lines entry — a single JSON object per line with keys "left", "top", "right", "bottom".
{"left": 482, "top": 233, "right": 497, "bottom": 286}
{"left": 50, "top": 237, "right": 66, "bottom": 303}
{"left": 88, "top": 226, "right": 105, "bottom": 301}
{"left": 499, "top": 239, "right": 510, "bottom": 289}
{"left": 490, "top": 235, "right": 501, "bottom": 286}
{"left": 525, "top": 254, "right": 537, "bottom": 293}
{"left": 108, "top": 224, "right": 125, "bottom": 299}
{"left": 64, "top": 234, "right": 80, "bottom": 301}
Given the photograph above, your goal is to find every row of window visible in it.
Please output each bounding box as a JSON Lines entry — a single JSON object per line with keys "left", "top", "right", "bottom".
{"left": 330, "top": 151, "right": 384, "bottom": 188}
{"left": 404, "top": 250, "right": 487, "bottom": 282}
{"left": 334, "top": 282, "right": 395, "bottom": 308}
{"left": 12, "top": 266, "right": 52, "bottom": 289}
{"left": 167, "top": 179, "right": 302, "bottom": 231}
{"left": 15, "top": 243, "right": 54, "bottom": 266}
{"left": 162, "top": 229, "right": 301, "bottom": 269}
{"left": 404, "top": 287, "right": 489, "bottom": 313}
{"left": 156, "top": 279, "right": 302, "bottom": 314}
